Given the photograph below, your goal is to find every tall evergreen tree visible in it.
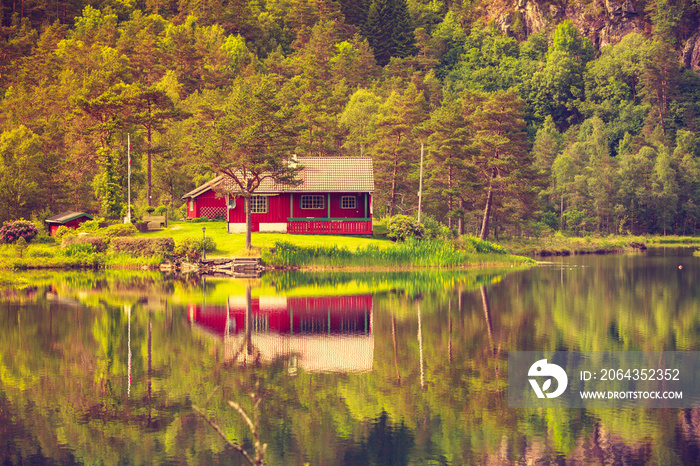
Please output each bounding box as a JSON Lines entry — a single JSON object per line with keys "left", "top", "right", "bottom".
{"left": 462, "top": 89, "right": 534, "bottom": 239}
{"left": 364, "top": 0, "right": 416, "bottom": 66}
{"left": 427, "top": 96, "right": 476, "bottom": 233}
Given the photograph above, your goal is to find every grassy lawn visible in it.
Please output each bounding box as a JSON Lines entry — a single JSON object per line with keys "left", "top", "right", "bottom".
{"left": 143, "top": 221, "right": 393, "bottom": 257}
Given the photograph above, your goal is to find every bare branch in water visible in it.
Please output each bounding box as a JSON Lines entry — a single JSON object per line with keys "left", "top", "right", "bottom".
{"left": 194, "top": 385, "right": 266, "bottom": 465}
{"left": 192, "top": 404, "right": 257, "bottom": 466}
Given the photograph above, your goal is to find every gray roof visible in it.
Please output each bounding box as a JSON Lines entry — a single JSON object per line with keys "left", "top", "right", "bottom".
{"left": 45, "top": 212, "right": 93, "bottom": 224}
{"left": 183, "top": 157, "right": 374, "bottom": 198}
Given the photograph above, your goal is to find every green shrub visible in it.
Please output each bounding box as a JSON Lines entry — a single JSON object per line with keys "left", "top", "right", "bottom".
{"left": 421, "top": 215, "right": 451, "bottom": 239}
{"left": 211, "top": 214, "right": 226, "bottom": 222}
{"left": 77, "top": 218, "right": 102, "bottom": 234}
{"left": 459, "top": 236, "right": 508, "bottom": 254}
{"left": 61, "top": 235, "right": 109, "bottom": 253}
{"left": 539, "top": 211, "right": 559, "bottom": 231}
{"left": 145, "top": 206, "right": 156, "bottom": 213}
{"left": 190, "top": 216, "right": 210, "bottom": 223}
{"left": 387, "top": 215, "right": 424, "bottom": 242}
{"left": 110, "top": 237, "right": 175, "bottom": 257}
{"left": 0, "top": 219, "right": 39, "bottom": 244}
{"left": 102, "top": 223, "right": 138, "bottom": 238}
{"left": 154, "top": 205, "right": 168, "bottom": 215}
{"left": 174, "top": 237, "right": 216, "bottom": 261}
{"left": 55, "top": 225, "right": 75, "bottom": 240}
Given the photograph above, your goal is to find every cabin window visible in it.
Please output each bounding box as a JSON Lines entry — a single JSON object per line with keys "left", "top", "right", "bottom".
{"left": 249, "top": 196, "right": 268, "bottom": 213}
{"left": 189, "top": 200, "right": 194, "bottom": 211}
{"left": 340, "top": 196, "right": 356, "bottom": 209}
{"left": 301, "top": 195, "right": 324, "bottom": 209}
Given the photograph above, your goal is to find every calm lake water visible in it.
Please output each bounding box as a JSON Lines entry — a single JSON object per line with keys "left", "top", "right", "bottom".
{"left": 2, "top": 248, "right": 700, "bottom": 464}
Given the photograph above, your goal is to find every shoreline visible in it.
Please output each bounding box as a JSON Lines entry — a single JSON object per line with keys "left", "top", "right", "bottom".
{"left": 6, "top": 232, "right": 700, "bottom": 272}
{"left": 4, "top": 254, "right": 535, "bottom": 272}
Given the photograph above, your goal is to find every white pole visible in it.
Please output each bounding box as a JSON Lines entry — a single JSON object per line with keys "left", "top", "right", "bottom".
{"left": 417, "top": 142, "right": 424, "bottom": 223}
{"left": 127, "top": 134, "right": 131, "bottom": 224}
{"left": 126, "top": 304, "right": 132, "bottom": 397}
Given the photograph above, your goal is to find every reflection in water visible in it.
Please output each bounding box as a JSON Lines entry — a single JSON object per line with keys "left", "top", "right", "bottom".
{"left": 189, "top": 292, "right": 374, "bottom": 372}
{"left": 480, "top": 285, "right": 497, "bottom": 357}
{"left": 1, "top": 257, "right": 700, "bottom": 464}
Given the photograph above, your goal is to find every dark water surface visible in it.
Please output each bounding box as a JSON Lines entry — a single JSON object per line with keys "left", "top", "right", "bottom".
{"left": 1, "top": 248, "right": 700, "bottom": 464}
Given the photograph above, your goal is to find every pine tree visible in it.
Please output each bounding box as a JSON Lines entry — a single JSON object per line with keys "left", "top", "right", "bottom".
{"left": 427, "top": 96, "right": 477, "bottom": 233}
{"left": 462, "top": 89, "right": 534, "bottom": 239}
{"left": 364, "top": 0, "right": 416, "bottom": 66}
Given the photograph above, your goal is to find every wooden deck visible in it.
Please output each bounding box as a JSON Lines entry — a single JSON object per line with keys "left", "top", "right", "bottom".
{"left": 287, "top": 219, "right": 372, "bottom": 235}
{"left": 200, "top": 257, "right": 262, "bottom": 278}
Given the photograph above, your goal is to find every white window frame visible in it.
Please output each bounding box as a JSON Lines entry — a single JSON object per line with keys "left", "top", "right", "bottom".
{"left": 340, "top": 196, "right": 357, "bottom": 209}
{"left": 249, "top": 196, "right": 268, "bottom": 214}
{"left": 301, "top": 195, "right": 325, "bottom": 209}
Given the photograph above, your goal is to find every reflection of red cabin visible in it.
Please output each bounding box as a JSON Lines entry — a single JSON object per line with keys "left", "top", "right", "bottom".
{"left": 189, "top": 295, "right": 374, "bottom": 372}
{"left": 189, "top": 295, "right": 373, "bottom": 336}
{"left": 181, "top": 157, "right": 374, "bottom": 235}
{"left": 45, "top": 212, "right": 93, "bottom": 236}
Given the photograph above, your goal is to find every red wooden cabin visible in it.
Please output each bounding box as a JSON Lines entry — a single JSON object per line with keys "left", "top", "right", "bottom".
{"left": 181, "top": 157, "right": 374, "bottom": 235}
{"left": 45, "top": 212, "right": 93, "bottom": 236}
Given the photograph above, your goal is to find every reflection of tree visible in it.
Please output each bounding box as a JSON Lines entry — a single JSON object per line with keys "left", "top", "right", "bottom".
{"left": 480, "top": 285, "right": 498, "bottom": 358}
{"left": 3, "top": 263, "right": 700, "bottom": 464}
{"left": 342, "top": 412, "right": 414, "bottom": 465}
{"left": 0, "top": 286, "right": 238, "bottom": 464}
{"left": 224, "top": 285, "right": 261, "bottom": 366}
{"left": 392, "top": 314, "right": 401, "bottom": 384}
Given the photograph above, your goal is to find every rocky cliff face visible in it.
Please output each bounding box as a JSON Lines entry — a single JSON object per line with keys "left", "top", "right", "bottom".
{"left": 683, "top": 34, "right": 700, "bottom": 72}
{"left": 493, "top": 0, "right": 649, "bottom": 49}
{"left": 490, "top": 0, "right": 700, "bottom": 71}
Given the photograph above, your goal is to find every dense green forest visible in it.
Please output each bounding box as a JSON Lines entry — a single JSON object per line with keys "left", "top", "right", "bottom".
{"left": 3, "top": 0, "right": 700, "bottom": 237}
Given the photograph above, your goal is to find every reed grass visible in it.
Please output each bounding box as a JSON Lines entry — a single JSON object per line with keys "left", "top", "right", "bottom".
{"left": 262, "top": 238, "right": 533, "bottom": 268}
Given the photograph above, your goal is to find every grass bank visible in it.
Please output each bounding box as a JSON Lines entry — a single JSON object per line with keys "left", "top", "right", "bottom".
{"left": 644, "top": 236, "right": 700, "bottom": 246}
{"left": 499, "top": 234, "right": 650, "bottom": 256}
{"left": 0, "top": 243, "right": 165, "bottom": 270}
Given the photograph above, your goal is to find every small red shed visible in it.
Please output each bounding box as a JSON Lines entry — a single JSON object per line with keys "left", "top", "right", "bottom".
{"left": 45, "top": 212, "right": 94, "bottom": 236}
{"left": 181, "top": 175, "right": 227, "bottom": 220}
{"left": 182, "top": 157, "right": 374, "bottom": 235}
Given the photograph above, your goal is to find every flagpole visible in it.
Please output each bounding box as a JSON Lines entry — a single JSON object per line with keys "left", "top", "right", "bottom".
{"left": 127, "top": 134, "right": 131, "bottom": 224}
